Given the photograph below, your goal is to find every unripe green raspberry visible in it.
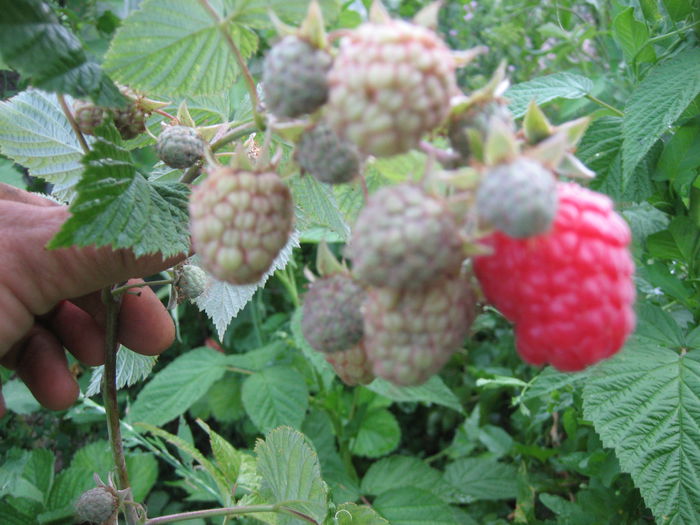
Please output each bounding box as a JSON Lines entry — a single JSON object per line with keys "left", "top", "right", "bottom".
{"left": 176, "top": 264, "right": 208, "bottom": 300}
{"left": 364, "top": 276, "right": 475, "bottom": 386}
{"left": 263, "top": 36, "right": 332, "bottom": 118}
{"left": 302, "top": 273, "right": 365, "bottom": 353}
{"left": 156, "top": 125, "right": 205, "bottom": 169}
{"left": 325, "top": 20, "right": 457, "bottom": 156}
{"left": 189, "top": 167, "right": 295, "bottom": 285}
{"left": 348, "top": 184, "right": 464, "bottom": 290}
{"left": 74, "top": 486, "right": 118, "bottom": 524}
{"left": 72, "top": 99, "right": 108, "bottom": 135}
{"left": 477, "top": 157, "right": 557, "bottom": 238}
{"left": 295, "top": 123, "right": 361, "bottom": 184}
{"left": 113, "top": 103, "right": 147, "bottom": 140}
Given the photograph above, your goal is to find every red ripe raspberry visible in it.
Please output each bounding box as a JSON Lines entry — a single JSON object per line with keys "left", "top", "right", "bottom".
{"left": 473, "top": 183, "right": 635, "bottom": 371}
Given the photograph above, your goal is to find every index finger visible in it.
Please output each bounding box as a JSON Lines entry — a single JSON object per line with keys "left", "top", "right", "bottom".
{"left": 0, "top": 183, "right": 60, "bottom": 207}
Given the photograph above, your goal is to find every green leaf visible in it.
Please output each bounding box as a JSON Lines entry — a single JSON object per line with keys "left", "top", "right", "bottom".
{"left": 657, "top": 126, "right": 700, "bottom": 193}
{"left": 255, "top": 426, "right": 328, "bottom": 525}
{"left": 85, "top": 347, "right": 158, "bottom": 397}
{"left": 350, "top": 408, "right": 400, "bottom": 458}
{"left": 583, "top": 339, "right": 700, "bottom": 524}
{"left": 519, "top": 366, "right": 589, "bottom": 402}
{"left": 0, "top": 90, "right": 86, "bottom": 194}
{"left": 137, "top": 423, "right": 231, "bottom": 501}
{"left": 612, "top": 7, "right": 655, "bottom": 64}
{"left": 197, "top": 420, "right": 243, "bottom": 490}
{"left": 2, "top": 379, "right": 41, "bottom": 414}
{"left": 0, "top": 158, "right": 25, "bottom": 189}
{"left": 330, "top": 503, "right": 388, "bottom": 525}
{"left": 129, "top": 347, "right": 228, "bottom": 425}
{"left": 125, "top": 453, "right": 158, "bottom": 502}
{"left": 576, "top": 116, "right": 622, "bottom": 177}
{"left": 443, "top": 458, "right": 518, "bottom": 502}
{"left": 620, "top": 202, "right": 670, "bottom": 242}
{"left": 22, "top": 449, "right": 54, "bottom": 503}
{"left": 242, "top": 366, "right": 309, "bottom": 433}
{"left": 505, "top": 73, "right": 594, "bottom": 118}
{"left": 634, "top": 303, "right": 685, "bottom": 348}
{"left": 663, "top": 0, "right": 693, "bottom": 21}
{"left": 365, "top": 376, "right": 463, "bottom": 413}
{"left": 48, "top": 124, "right": 191, "bottom": 257}
{"left": 622, "top": 48, "right": 700, "bottom": 182}
{"left": 361, "top": 456, "right": 452, "bottom": 501}
{"left": 290, "top": 173, "right": 350, "bottom": 242}
{"left": 104, "top": 0, "right": 259, "bottom": 96}
{"left": 0, "top": 502, "right": 32, "bottom": 525}
{"left": 372, "top": 487, "right": 457, "bottom": 525}
{"left": 0, "top": 0, "right": 122, "bottom": 106}
{"left": 193, "top": 231, "right": 300, "bottom": 339}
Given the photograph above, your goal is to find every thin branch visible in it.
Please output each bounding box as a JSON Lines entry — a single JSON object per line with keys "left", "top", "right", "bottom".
{"left": 198, "top": 0, "right": 264, "bottom": 130}
{"left": 101, "top": 286, "right": 139, "bottom": 525}
{"left": 210, "top": 121, "right": 259, "bottom": 152}
{"left": 144, "top": 504, "right": 317, "bottom": 525}
{"left": 58, "top": 94, "right": 90, "bottom": 154}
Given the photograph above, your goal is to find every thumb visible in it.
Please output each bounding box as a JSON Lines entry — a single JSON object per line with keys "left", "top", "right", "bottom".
{"left": 2, "top": 200, "right": 186, "bottom": 315}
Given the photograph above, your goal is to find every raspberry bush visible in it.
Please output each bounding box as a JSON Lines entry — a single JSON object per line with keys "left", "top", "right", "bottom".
{"left": 1, "top": 1, "right": 699, "bottom": 524}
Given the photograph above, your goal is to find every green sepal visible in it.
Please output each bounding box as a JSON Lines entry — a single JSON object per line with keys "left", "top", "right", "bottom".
{"left": 556, "top": 116, "right": 591, "bottom": 149}
{"left": 525, "top": 132, "right": 567, "bottom": 169}
{"left": 316, "top": 242, "right": 347, "bottom": 277}
{"left": 299, "top": 0, "right": 328, "bottom": 50}
{"left": 484, "top": 117, "right": 519, "bottom": 165}
{"left": 369, "top": 0, "right": 392, "bottom": 24}
{"left": 176, "top": 101, "right": 196, "bottom": 128}
{"left": 523, "top": 100, "right": 553, "bottom": 145}
{"left": 413, "top": 2, "right": 441, "bottom": 30}
{"left": 556, "top": 152, "right": 595, "bottom": 179}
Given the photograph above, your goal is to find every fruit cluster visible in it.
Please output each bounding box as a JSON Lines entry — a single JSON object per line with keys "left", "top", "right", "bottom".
{"left": 107, "top": 0, "right": 634, "bottom": 385}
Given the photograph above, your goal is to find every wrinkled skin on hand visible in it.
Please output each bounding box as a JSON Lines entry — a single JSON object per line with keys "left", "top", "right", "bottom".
{"left": 0, "top": 183, "right": 185, "bottom": 416}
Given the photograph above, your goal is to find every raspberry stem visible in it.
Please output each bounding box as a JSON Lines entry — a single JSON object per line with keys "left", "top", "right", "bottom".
{"left": 57, "top": 94, "right": 90, "bottom": 154}
{"left": 143, "top": 504, "right": 317, "bottom": 524}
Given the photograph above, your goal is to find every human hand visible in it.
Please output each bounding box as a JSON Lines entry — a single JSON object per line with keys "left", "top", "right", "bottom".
{"left": 0, "top": 183, "right": 186, "bottom": 416}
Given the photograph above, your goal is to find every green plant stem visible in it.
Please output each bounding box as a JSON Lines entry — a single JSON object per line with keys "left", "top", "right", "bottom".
{"left": 111, "top": 279, "right": 174, "bottom": 295}
{"left": 57, "top": 94, "right": 90, "bottom": 154}
{"left": 101, "top": 286, "right": 139, "bottom": 525}
{"left": 210, "top": 121, "right": 260, "bottom": 152}
{"left": 276, "top": 265, "right": 300, "bottom": 307}
{"left": 198, "top": 0, "right": 264, "bottom": 130}
{"left": 144, "top": 504, "right": 317, "bottom": 524}
{"left": 250, "top": 290, "right": 264, "bottom": 347}
{"left": 585, "top": 94, "right": 624, "bottom": 116}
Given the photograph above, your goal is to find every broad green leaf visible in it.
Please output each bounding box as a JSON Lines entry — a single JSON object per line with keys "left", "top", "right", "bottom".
{"left": 0, "top": 502, "right": 32, "bottom": 525}
{"left": 361, "top": 456, "right": 453, "bottom": 501}
{"left": 48, "top": 124, "right": 190, "bottom": 257}
{"left": 46, "top": 463, "right": 92, "bottom": 510}
{"left": 372, "top": 487, "right": 457, "bottom": 525}
{"left": 242, "top": 366, "right": 309, "bottom": 433}
{"left": 0, "top": 0, "right": 122, "bottom": 106}
{"left": 519, "top": 366, "right": 589, "bottom": 402}
{"left": 194, "top": 231, "right": 300, "bottom": 339}
{"left": 663, "top": 0, "right": 693, "bottom": 21}
{"left": 634, "top": 303, "right": 685, "bottom": 349}
{"left": 505, "top": 73, "right": 594, "bottom": 118}
{"left": 620, "top": 202, "right": 670, "bottom": 242}
{"left": 622, "top": 48, "right": 700, "bottom": 183}
{"left": 366, "top": 376, "right": 463, "bottom": 413}
{"left": 583, "top": 340, "right": 700, "bottom": 524}
{"left": 478, "top": 425, "right": 514, "bottom": 457}
{"left": 255, "top": 426, "right": 328, "bottom": 525}
{"left": 0, "top": 90, "right": 86, "bottom": 194}
{"left": 350, "top": 408, "right": 400, "bottom": 458}
{"left": 290, "top": 173, "right": 350, "bottom": 241}
{"left": 197, "top": 420, "right": 243, "bottom": 490}
{"left": 125, "top": 453, "right": 158, "bottom": 502}
{"left": 21, "top": 449, "right": 54, "bottom": 504}
{"left": 291, "top": 307, "right": 336, "bottom": 390}
{"left": 2, "top": 379, "right": 41, "bottom": 414}
{"left": 303, "top": 409, "right": 360, "bottom": 504}
{"left": 104, "top": 0, "right": 259, "bottom": 96}
{"left": 443, "top": 458, "right": 518, "bottom": 502}
{"left": 612, "top": 7, "right": 655, "bottom": 64}
{"left": 129, "top": 347, "right": 228, "bottom": 425}
{"left": 657, "top": 127, "right": 700, "bottom": 194}
{"left": 577, "top": 116, "right": 622, "bottom": 177}
{"left": 85, "top": 346, "right": 158, "bottom": 397}
{"left": 137, "top": 423, "right": 231, "bottom": 502}
{"left": 0, "top": 158, "right": 25, "bottom": 189}
{"left": 640, "top": 261, "right": 694, "bottom": 307}
{"left": 330, "top": 503, "right": 388, "bottom": 525}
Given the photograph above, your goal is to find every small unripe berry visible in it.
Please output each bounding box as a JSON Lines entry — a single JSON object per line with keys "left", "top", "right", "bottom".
{"left": 74, "top": 486, "right": 118, "bottom": 524}
{"left": 156, "top": 125, "right": 205, "bottom": 169}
